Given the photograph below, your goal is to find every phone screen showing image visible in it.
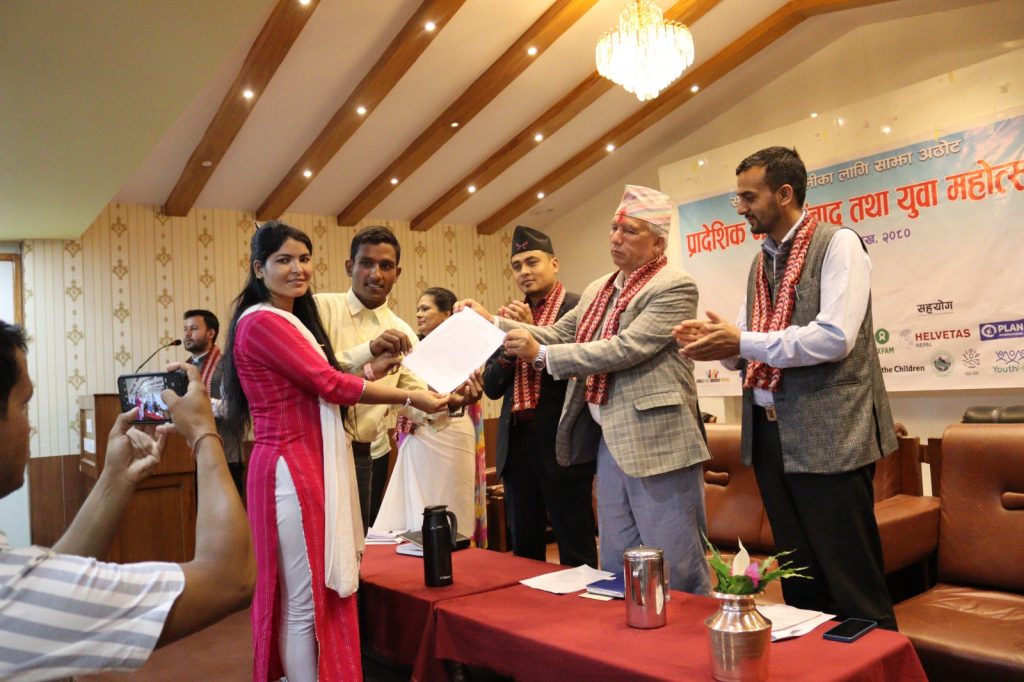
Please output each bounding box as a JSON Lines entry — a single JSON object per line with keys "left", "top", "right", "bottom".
{"left": 117, "top": 372, "right": 187, "bottom": 423}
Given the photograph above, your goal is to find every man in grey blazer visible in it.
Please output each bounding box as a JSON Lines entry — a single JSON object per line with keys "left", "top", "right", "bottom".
{"left": 461, "top": 185, "right": 711, "bottom": 594}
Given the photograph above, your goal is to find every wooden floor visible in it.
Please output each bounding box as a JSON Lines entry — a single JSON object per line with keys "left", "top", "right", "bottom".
{"left": 74, "top": 545, "right": 562, "bottom": 681}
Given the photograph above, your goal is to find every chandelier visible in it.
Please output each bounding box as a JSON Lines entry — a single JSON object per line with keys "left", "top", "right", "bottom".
{"left": 595, "top": 0, "right": 695, "bottom": 102}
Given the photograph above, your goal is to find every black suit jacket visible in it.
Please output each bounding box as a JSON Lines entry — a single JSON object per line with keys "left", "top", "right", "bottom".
{"left": 482, "top": 291, "right": 593, "bottom": 482}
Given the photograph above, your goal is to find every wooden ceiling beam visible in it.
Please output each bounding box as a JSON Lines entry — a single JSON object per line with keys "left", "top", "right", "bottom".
{"left": 336, "top": 0, "right": 599, "bottom": 227}
{"left": 410, "top": 0, "right": 720, "bottom": 232}
{"left": 255, "top": 0, "right": 466, "bottom": 221}
{"left": 476, "top": 0, "right": 897, "bottom": 235}
{"left": 163, "top": 0, "right": 321, "bottom": 217}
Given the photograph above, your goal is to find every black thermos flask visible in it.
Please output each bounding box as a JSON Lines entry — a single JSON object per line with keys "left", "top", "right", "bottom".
{"left": 422, "top": 505, "right": 457, "bottom": 587}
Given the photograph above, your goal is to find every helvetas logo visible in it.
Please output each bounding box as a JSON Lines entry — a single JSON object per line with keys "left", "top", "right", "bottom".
{"left": 980, "top": 318, "right": 1024, "bottom": 341}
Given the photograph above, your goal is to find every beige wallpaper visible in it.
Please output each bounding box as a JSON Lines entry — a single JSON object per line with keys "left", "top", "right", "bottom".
{"left": 21, "top": 202, "right": 519, "bottom": 458}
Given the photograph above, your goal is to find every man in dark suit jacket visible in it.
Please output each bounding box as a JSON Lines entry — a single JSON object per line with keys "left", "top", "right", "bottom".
{"left": 483, "top": 226, "right": 597, "bottom": 567}
{"left": 183, "top": 309, "right": 244, "bottom": 501}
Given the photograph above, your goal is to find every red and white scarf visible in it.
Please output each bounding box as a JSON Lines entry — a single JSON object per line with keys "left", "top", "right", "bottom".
{"left": 744, "top": 213, "right": 818, "bottom": 392}
{"left": 512, "top": 282, "right": 566, "bottom": 412}
{"left": 198, "top": 345, "right": 222, "bottom": 394}
{"left": 575, "top": 256, "right": 667, "bottom": 405}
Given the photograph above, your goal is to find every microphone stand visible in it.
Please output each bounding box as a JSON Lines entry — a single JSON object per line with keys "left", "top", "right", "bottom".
{"left": 134, "top": 340, "right": 182, "bottom": 373}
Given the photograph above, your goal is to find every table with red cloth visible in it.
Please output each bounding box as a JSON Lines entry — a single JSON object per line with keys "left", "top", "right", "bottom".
{"left": 358, "top": 545, "right": 561, "bottom": 678}
{"left": 430, "top": 584, "right": 928, "bottom": 681}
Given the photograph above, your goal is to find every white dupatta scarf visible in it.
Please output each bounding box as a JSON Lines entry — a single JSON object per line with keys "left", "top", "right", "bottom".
{"left": 239, "top": 304, "right": 363, "bottom": 596}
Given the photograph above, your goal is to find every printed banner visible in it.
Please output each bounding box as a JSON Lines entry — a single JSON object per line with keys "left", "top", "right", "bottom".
{"left": 677, "top": 115, "right": 1024, "bottom": 395}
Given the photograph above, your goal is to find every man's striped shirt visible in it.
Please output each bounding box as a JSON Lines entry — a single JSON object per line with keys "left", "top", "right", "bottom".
{"left": 0, "top": 532, "right": 184, "bottom": 681}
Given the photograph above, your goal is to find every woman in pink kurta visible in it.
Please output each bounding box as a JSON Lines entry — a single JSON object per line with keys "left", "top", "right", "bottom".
{"left": 222, "top": 222, "right": 447, "bottom": 682}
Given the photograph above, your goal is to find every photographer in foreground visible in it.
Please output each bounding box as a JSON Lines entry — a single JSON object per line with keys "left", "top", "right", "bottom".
{"left": 0, "top": 319, "right": 255, "bottom": 680}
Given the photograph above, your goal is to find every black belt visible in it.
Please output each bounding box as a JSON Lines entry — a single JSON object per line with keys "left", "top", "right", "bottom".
{"left": 753, "top": 404, "right": 778, "bottom": 422}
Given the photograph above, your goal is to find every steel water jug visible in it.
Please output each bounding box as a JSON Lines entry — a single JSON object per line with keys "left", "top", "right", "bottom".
{"left": 624, "top": 546, "right": 669, "bottom": 628}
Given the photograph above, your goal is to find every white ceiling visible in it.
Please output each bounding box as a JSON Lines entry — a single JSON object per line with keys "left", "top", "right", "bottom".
{"left": 2, "top": 0, "right": 1017, "bottom": 241}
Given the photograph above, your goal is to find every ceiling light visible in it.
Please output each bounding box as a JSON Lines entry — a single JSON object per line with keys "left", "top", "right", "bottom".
{"left": 698, "top": 159, "right": 706, "bottom": 167}
{"left": 468, "top": 185, "right": 476, "bottom": 193}
{"left": 810, "top": 112, "right": 818, "bottom": 118}
{"left": 534, "top": 133, "right": 544, "bottom": 142}
{"left": 835, "top": 116, "right": 845, "bottom": 127}
{"left": 390, "top": 177, "right": 399, "bottom": 185}
{"left": 201, "top": 160, "right": 213, "bottom": 168}
{"left": 596, "top": 0, "right": 695, "bottom": 102}
{"left": 881, "top": 125, "right": 892, "bottom": 135}
{"left": 450, "top": 121, "right": 459, "bottom": 128}
{"left": 242, "top": 89, "right": 255, "bottom": 100}
{"left": 605, "top": 143, "right": 615, "bottom": 152}
{"left": 527, "top": 46, "right": 538, "bottom": 56}
{"left": 356, "top": 106, "right": 367, "bottom": 115}
{"left": 303, "top": 169, "right": 313, "bottom": 178}
{"left": 424, "top": 21, "right": 436, "bottom": 32}
{"left": 298, "top": 0, "right": 312, "bottom": 5}
{"left": 536, "top": 192, "right": 545, "bottom": 200}
{"left": 690, "top": 84, "right": 699, "bottom": 93}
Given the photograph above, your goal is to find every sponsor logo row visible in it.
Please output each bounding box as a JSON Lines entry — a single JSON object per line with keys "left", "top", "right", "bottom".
{"left": 879, "top": 347, "right": 1024, "bottom": 377}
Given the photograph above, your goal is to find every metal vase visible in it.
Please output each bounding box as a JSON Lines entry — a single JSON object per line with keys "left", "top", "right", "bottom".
{"left": 705, "top": 591, "right": 772, "bottom": 682}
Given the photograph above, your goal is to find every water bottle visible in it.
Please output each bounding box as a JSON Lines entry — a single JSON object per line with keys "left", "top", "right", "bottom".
{"left": 422, "top": 505, "right": 457, "bottom": 587}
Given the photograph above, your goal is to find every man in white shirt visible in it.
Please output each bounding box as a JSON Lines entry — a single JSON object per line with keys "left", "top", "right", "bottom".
{"left": 675, "top": 146, "right": 898, "bottom": 628}
{"left": 0, "top": 320, "right": 255, "bottom": 678}
{"left": 315, "top": 226, "right": 425, "bottom": 531}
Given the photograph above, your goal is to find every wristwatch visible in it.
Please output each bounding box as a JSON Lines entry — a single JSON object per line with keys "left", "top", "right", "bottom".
{"left": 532, "top": 345, "right": 548, "bottom": 371}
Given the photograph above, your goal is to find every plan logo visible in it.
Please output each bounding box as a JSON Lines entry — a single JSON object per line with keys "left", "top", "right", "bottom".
{"left": 980, "top": 319, "right": 1024, "bottom": 341}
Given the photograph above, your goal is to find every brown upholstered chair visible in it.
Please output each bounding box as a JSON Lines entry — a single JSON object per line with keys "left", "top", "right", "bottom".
{"left": 894, "top": 424, "right": 1024, "bottom": 681}
{"left": 702, "top": 424, "right": 940, "bottom": 602}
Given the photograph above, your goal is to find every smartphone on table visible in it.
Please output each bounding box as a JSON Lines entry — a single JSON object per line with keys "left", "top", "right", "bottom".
{"left": 822, "top": 618, "right": 877, "bottom": 643}
{"left": 117, "top": 371, "right": 188, "bottom": 423}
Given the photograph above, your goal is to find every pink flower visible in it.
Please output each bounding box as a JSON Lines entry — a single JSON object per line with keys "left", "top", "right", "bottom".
{"left": 744, "top": 562, "right": 761, "bottom": 588}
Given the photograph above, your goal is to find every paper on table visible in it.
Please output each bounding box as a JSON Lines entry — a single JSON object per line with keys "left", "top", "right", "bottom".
{"left": 365, "top": 528, "right": 403, "bottom": 544}
{"left": 520, "top": 565, "right": 614, "bottom": 595}
{"left": 755, "top": 603, "right": 836, "bottom": 640}
{"left": 396, "top": 543, "right": 424, "bottom": 557}
{"left": 402, "top": 308, "right": 506, "bottom": 394}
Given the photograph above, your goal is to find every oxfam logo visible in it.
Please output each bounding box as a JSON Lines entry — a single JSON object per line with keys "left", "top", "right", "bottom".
{"left": 875, "top": 328, "right": 890, "bottom": 345}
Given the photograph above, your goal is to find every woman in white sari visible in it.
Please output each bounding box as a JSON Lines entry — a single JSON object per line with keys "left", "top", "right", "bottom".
{"left": 373, "top": 288, "right": 485, "bottom": 541}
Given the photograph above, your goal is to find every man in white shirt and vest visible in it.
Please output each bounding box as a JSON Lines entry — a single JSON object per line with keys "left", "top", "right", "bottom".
{"left": 315, "top": 226, "right": 425, "bottom": 532}
{"left": 676, "top": 146, "right": 898, "bottom": 629}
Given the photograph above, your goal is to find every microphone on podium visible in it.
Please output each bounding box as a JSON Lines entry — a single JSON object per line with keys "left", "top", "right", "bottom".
{"left": 134, "top": 339, "right": 183, "bottom": 373}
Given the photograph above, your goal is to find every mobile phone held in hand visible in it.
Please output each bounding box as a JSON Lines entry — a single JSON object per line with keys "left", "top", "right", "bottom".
{"left": 117, "top": 371, "right": 188, "bottom": 423}
{"left": 822, "top": 618, "right": 877, "bottom": 643}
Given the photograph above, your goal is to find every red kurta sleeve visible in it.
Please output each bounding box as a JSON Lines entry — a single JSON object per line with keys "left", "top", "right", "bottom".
{"left": 236, "top": 310, "right": 366, "bottom": 406}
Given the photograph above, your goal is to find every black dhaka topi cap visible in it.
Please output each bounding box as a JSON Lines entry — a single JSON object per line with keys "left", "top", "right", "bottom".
{"left": 511, "top": 225, "right": 554, "bottom": 257}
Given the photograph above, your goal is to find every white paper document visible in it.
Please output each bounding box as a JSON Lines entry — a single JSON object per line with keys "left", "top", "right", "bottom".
{"left": 520, "top": 565, "right": 614, "bottom": 595}
{"left": 402, "top": 308, "right": 506, "bottom": 394}
{"left": 396, "top": 543, "right": 424, "bottom": 557}
{"left": 365, "top": 528, "right": 403, "bottom": 545}
{"left": 755, "top": 603, "right": 836, "bottom": 641}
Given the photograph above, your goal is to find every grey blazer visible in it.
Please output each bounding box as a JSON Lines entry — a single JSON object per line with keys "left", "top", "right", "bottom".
{"left": 498, "top": 265, "right": 708, "bottom": 478}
